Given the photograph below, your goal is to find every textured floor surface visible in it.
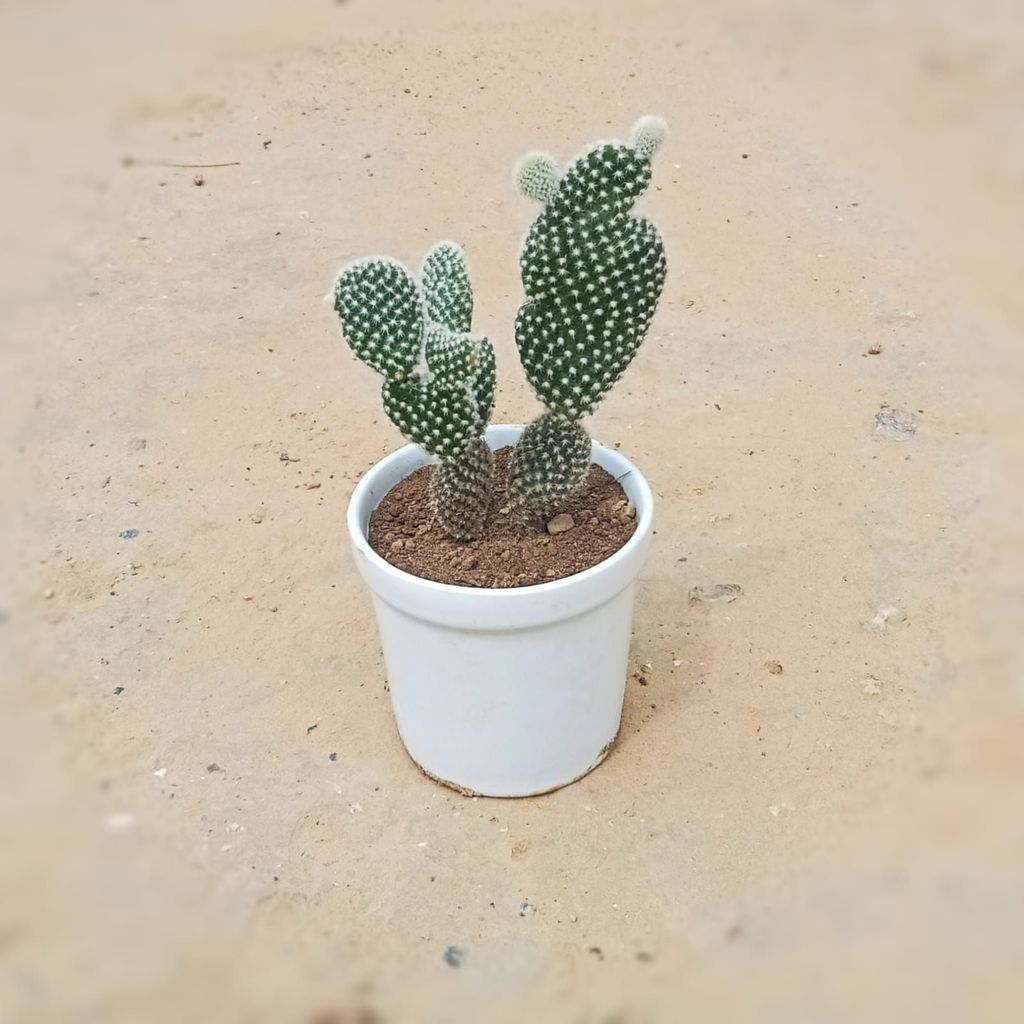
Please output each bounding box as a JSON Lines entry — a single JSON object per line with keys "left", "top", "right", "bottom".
{"left": 2, "top": 1, "right": 1022, "bottom": 1021}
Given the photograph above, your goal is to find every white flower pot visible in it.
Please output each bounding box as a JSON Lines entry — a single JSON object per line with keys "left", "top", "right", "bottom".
{"left": 346, "top": 424, "right": 654, "bottom": 797}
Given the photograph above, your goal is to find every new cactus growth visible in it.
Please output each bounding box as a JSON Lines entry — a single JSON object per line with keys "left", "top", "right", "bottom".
{"left": 331, "top": 115, "right": 666, "bottom": 542}
{"left": 509, "top": 116, "right": 668, "bottom": 516}
{"left": 334, "top": 242, "right": 496, "bottom": 539}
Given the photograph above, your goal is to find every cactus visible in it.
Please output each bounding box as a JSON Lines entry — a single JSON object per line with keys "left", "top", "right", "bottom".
{"left": 333, "top": 242, "right": 495, "bottom": 539}
{"left": 508, "top": 116, "right": 668, "bottom": 517}
{"left": 330, "top": 114, "right": 667, "bottom": 546}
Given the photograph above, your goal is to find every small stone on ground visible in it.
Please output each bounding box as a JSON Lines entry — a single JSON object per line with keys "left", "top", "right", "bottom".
{"left": 546, "top": 513, "right": 575, "bottom": 535}
{"left": 689, "top": 583, "right": 744, "bottom": 604}
{"left": 875, "top": 408, "right": 917, "bottom": 440}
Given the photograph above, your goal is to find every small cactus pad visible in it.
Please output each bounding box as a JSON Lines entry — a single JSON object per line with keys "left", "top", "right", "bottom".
{"left": 514, "top": 151, "right": 561, "bottom": 203}
{"left": 334, "top": 257, "right": 423, "bottom": 381}
{"left": 431, "top": 437, "right": 494, "bottom": 541}
{"left": 469, "top": 332, "right": 497, "bottom": 427}
{"left": 421, "top": 241, "right": 473, "bottom": 332}
{"left": 423, "top": 323, "right": 477, "bottom": 383}
{"left": 629, "top": 114, "right": 668, "bottom": 159}
{"left": 508, "top": 413, "right": 592, "bottom": 517}
{"left": 381, "top": 332, "right": 495, "bottom": 460}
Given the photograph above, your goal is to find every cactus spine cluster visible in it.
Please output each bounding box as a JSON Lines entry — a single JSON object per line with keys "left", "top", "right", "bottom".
{"left": 332, "top": 116, "right": 667, "bottom": 541}
{"left": 333, "top": 242, "right": 496, "bottom": 539}
{"left": 508, "top": 115, "right": 668, "bottom": 516}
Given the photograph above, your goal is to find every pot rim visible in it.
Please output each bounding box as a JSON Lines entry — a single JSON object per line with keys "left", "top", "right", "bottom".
{"left": 346, "top": 423, "right": 654, "bottom": 600}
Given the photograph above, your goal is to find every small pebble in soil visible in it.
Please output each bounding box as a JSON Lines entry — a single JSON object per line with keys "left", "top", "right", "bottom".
{"left": 519, "top": 899, "right": 538, "bottom": 916}
{"left": 689, "top": 583, "right": 743, "bottom": 604}
{"left": 206, "top": 763, "right": 223, "bottom": 773}
{"left": 765, "top": 660, "right": 784, "bottom": 675}
{"left": 867, "top": 343, "right": 882, "bottom": 355}
{"left": 546, "top": 513, "right": 575, "bottom": 535}
{"left": 119, "top": 528, "right": 139, "bottom": 539}
{"left": 443, "top": 945, "right": 466, "bottom": 968}
{"left": 113, "top": 686, "right": 124, "bottom": 695}
{"left": 329, "top": 752, "right": 337, "bottom": 762}
{"left": 875, "top": 408, "right": 917, "bottom": 440}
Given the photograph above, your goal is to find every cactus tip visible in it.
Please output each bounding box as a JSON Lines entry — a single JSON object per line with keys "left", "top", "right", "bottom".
{"left": 514, "top": 150, "right": 561, "bottom": 203}
{"left": 629, "top": 115, "right": 668, "bottom": 159}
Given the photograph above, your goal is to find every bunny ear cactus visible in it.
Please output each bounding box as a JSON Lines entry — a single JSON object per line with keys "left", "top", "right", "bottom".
{"left": 509, "top": 115, "right": 668, "bottom": 518}
{"left": 420, "top": 241, "right": 474, "bottom": 332}
{"left": 334, "top": 242, "right": 495, "bottom": 540}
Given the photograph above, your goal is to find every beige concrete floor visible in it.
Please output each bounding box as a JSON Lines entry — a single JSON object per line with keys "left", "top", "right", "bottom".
{"left": 2, "top": 1, "right": 1022, "bottom": 1021}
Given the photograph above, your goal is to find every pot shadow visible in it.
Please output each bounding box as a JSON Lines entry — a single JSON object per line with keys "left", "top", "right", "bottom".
{"left": 615, "top": 576, "right": 714, "bottom": 755}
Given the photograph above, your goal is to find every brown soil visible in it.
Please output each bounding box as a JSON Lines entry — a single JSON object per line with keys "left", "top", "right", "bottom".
{"left": 367, "top": 447, "right": 638, "bottom": 587}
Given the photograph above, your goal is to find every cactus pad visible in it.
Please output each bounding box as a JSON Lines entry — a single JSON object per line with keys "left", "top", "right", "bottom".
{"left": 431, "top": 437, "right": 494, "bottom": 541}
{"left": 508, "top": 413, "right": 592, "bottom": 518}
{"left": 333, "top": 257, "right": 423, "bottom": 381}
{"left": 421, "top": 241, "right": 473, "bottom": 333}
{"left": 516, "top": 131, "right": 667, "bottom": 421}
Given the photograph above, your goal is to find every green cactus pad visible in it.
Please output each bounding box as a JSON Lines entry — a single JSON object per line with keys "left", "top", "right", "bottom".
{"left": 629, "top": 114, "right": 668, "bottom": 159}
{"left": 514, "top": 151, "right": 561, "bottom": 203}
{"left": 516, "top": 138, "right": 667, "bottom": 421}
{"left": 381, "top": 323, "right": 495, "bottom": 461}
{"left": 334, "top": 257, "right": 424, "bottom": 381}
{"left": 508, "top": 413, "right": 592, "bottom": 517}
{"left": 423, "top": 323, "right": 477, "bottom": 383}
{"left": 431, "top": 437, "right": 494, "bottom": 541}
{"left": 421, "top": 241, "right": 473, "bottom": 333}
{"left": 381, "top": 375, "right": 477, "bottom": 461}
{"left": 469, "top": 334, "right": 496, "bottom": 427}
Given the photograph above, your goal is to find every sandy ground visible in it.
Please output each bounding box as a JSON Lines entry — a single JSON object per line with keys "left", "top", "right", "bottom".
{"left": 2, "top": 0, "right": 1023, "bottom": 1021}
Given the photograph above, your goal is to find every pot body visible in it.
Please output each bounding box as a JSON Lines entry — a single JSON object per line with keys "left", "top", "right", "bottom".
{"left": 346, "top": 425, "right": 654, "bottom": 797}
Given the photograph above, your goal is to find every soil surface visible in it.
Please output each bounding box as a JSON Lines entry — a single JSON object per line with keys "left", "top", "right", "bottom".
{"left": 368, "top": 448, "right": 637, "bottom": 587}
